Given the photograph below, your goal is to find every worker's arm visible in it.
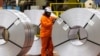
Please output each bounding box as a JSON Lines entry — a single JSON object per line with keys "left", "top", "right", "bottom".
{"left": 50, "top": 16, "right": 57, "bottom": 24}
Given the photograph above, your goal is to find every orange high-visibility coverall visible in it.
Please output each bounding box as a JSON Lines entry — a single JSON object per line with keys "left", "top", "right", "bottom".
{"left": 0, "top": 0, "right": 3, "bottom": 7}
{"left": 40, "top": 15, "right": 54, "bottom": 56}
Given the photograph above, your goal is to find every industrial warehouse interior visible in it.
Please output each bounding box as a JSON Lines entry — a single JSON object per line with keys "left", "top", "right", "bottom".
{"left": 0, "top": 0, "right": 100, "bottom": 56}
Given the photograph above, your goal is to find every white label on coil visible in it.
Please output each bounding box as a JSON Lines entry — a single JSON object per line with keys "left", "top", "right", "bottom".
{"left": 14, "top": 20, "right": 20, "bottom": 25}
{"left": 88, "top": 20, "right": 94, "bottom": 26}
{"left": 62, "top": 24, "right": 69, "bottom": 31}
{"left": 57, "top": 18, "right": 63, "bottom": 25}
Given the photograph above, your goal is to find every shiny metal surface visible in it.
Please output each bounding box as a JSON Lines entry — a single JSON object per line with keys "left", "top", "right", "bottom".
{"left": 24, "top": 10, "right": 44, "bottom": 25}
{"left": 60, "top": 8, "right": 94, "bottom": 45}
{"left": 60, "top": 8, "right": 94, "bottom": 27}
{"left": 52, "top": 8, "right": 100, "bottom": 56}
{"left": 24, "top": 8, "right": 100, "bottom": 56}
{"left": 68, "top": 26, "right": 87, "bottom": 45}
{"left": 54, "top": 41, "right": 100, "bottom": 56}
{"left": 0, "top": 26, "right": 9, "bottom": 45}
{"left": 24, "top": 10, "right": 43, "bottom": 55}
{"left": 60, "top": 8, "right": 100, "bottom": 45}
{"left": 0, "top": 10, "right": 35, "bottom": 56}
{"left": 86, "top": 10, "right": 100, "bottom": 44}
{"left": 52, "top": 20, "right": 69, "bottom": 46}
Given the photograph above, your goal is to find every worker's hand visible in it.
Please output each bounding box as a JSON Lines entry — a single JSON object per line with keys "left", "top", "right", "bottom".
{"left": 50, "top": 16, "right": 58, "bottom": 24}
{"left": 52, "top": 18, "right": 57, "bottom": 24}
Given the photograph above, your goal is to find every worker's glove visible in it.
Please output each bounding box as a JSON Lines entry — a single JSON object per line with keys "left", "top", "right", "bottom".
{"left": 52, "top": 18, "right": 57, "bottom": 24}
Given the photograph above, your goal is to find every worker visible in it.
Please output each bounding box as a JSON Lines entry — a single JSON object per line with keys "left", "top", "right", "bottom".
{"left": 40, "top": 7, "right": 56, "bottom": 56}
{"left": 0, "top": 0, "right": 3, "bottom": 9}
